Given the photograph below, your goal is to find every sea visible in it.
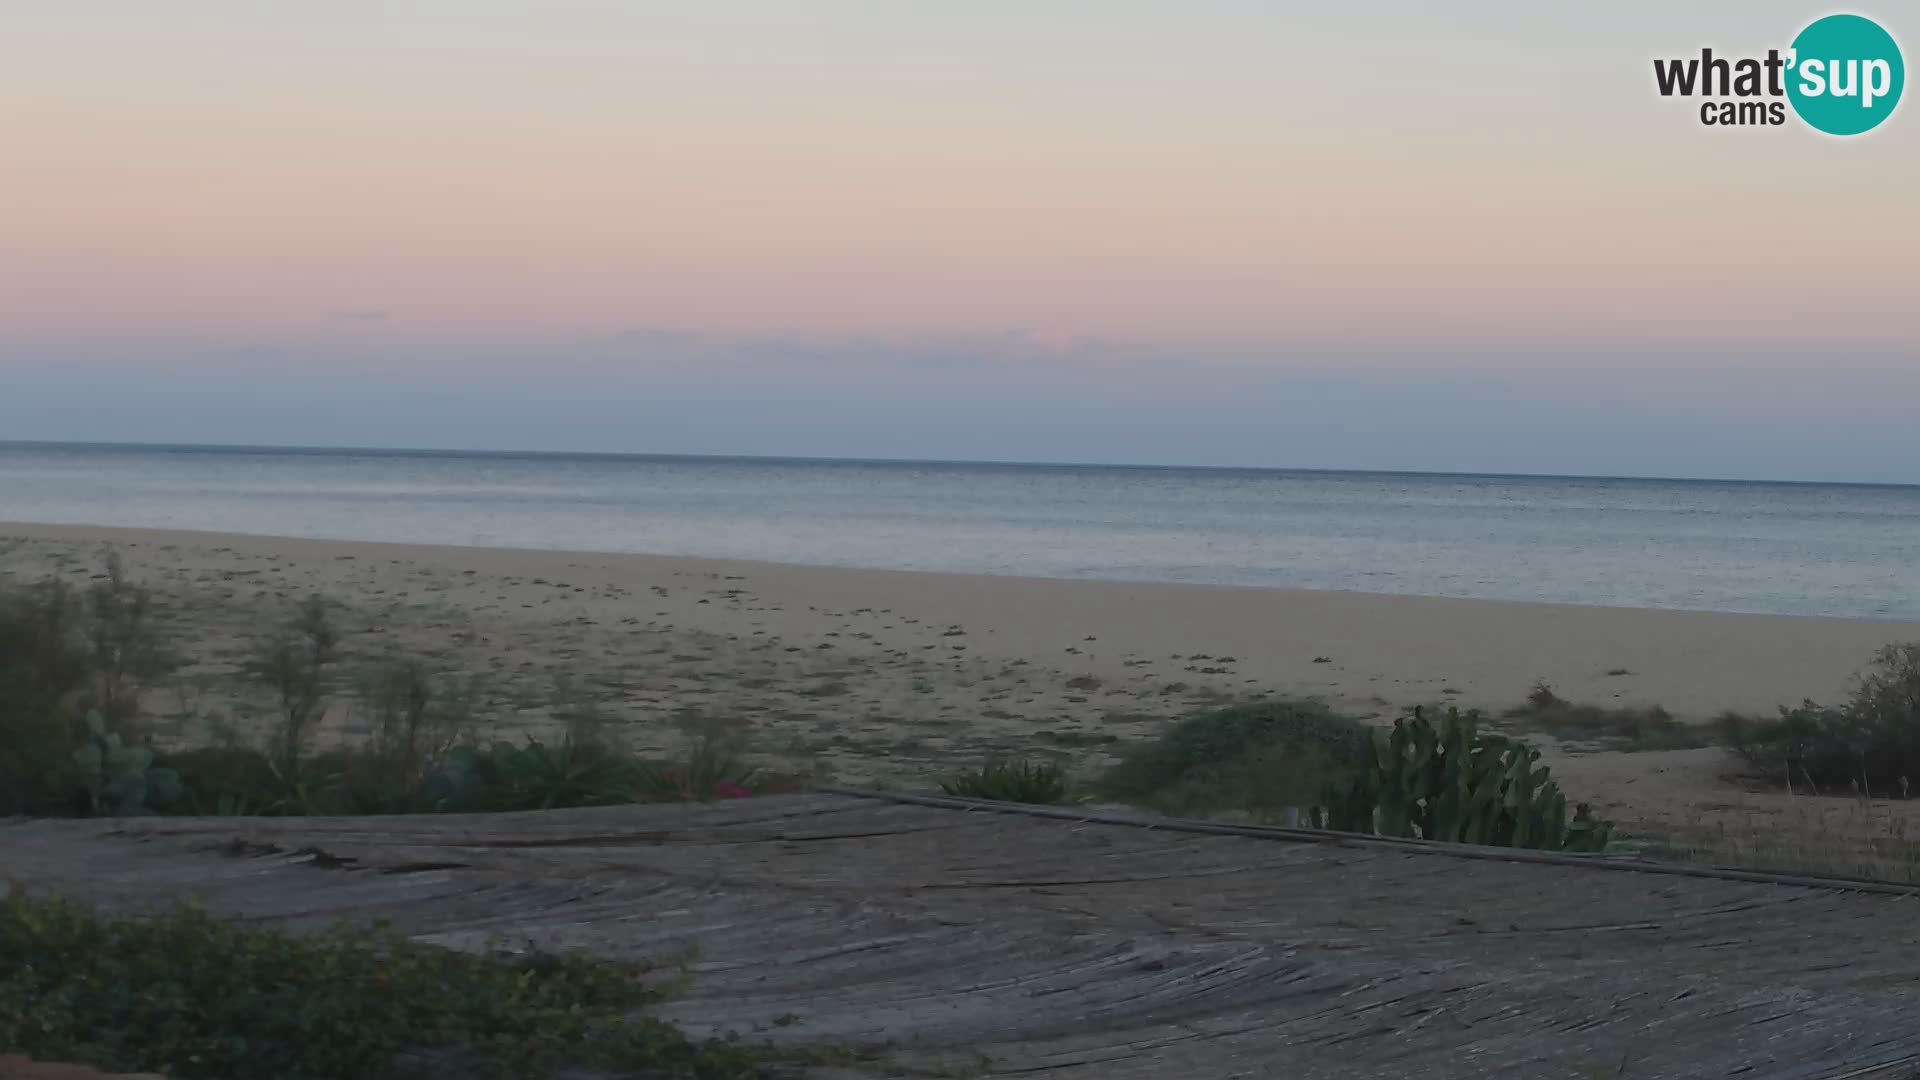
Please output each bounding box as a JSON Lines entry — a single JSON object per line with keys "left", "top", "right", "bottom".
{"left": 1, "top": 442, "right": 1916, "bottom": 620}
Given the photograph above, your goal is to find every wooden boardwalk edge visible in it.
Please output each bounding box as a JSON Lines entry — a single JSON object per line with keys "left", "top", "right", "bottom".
{"left": 821, "top": 786, "right": 1920, "bottom": 898}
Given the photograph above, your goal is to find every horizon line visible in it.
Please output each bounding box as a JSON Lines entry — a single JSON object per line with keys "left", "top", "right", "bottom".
{"left": 3, "top": 438, "right": 1916, "bottom": 492}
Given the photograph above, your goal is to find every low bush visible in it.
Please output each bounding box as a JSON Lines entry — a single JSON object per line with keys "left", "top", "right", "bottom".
{"left": 0, "top": 890, "right": 763, "bottom": 1079}
{"left": 163, "top": 745, "right": 287, "bottom": 815}
{"left": 0, "top": 577, "right": 118, "bottom": 815}
{"left": 428, "top": 730, "right": 651, "bottom": 813}
{"left": 1720, "top": 643, "right": 1920, "bottom": 796}
{"left": 1092, "top": 700, "right": 1370, "bottom": 819}
{"left": 1502, "top": 682, "right": 1710, "bottom": 751}
{"left": 159, "top": 727, "right": 779, "bottom": 817}
{"left": 942, "top": 758, "right": 1071, "bottom": 804}
{"left": 3, "top": 560, "right": 791, "bottom": 820}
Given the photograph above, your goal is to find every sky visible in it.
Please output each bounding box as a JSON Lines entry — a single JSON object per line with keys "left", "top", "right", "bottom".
{"left": 2, "top": 2, "right": 1916, "bottom": 482}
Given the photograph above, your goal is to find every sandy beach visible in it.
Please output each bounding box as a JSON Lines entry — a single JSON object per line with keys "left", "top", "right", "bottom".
{"left": 5, "top": 520, "right": 1918, "bottom": 835}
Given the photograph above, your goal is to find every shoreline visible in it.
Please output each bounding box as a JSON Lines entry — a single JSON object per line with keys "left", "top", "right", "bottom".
{"left": 5, "top": 519, "right": 1915, "bottom": 721}
{"left": 0, "top": 517, "right": 1909, "bottom": 625}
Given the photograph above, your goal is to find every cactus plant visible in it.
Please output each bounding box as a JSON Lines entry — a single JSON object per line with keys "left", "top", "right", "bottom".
{"left": 1315, "top": 706, "right": 1613, "bottom": 853}
{"left": 72, "top": 709, "right": 182, "bottom": 816}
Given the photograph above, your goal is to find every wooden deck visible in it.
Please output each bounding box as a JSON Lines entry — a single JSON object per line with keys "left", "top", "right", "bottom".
{"left": 5, "top": 792, "right": 1919, "bottom": 1079}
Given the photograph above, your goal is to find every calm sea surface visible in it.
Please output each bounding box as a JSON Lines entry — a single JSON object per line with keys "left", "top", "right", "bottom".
{"left": 1, "top": 443, "right": 1916, "bottom": 620}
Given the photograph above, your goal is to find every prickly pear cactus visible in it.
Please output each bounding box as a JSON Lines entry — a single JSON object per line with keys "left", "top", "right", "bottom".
{"left": 72, "top": 710, "right": 182, "bottom": 817}
{"left": 1316, "top": 706, "right": 1613, "bottom": 853}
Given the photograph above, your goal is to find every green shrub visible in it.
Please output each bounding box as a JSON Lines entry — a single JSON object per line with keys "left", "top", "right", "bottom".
{"left": 0, "top": 705, "right": 81, "bottom": 816}
{"left": 163, "top": 745, "right": 284, "bottom": 814}
{"left": 1092, "top": 700, "right": 1370, "bottom": 818}
{"left": 0, "top": 578, "right": 91, "bottom": 704}
{"left": 1317, "top": 706, "right": 1612, "bottom": 852}
{"left": 942, "top": 758, "right": 1071, "bottom": 804}
{"left": 160, "top": 737, "right": 642, "bottom": 816}
{"left": 249, "top": 594, "right": 341, "bottom": 763}
{"left": 434, "top": 732, "right": 642, "bottom": 812}
{"left": 163, "top": 724, "right": 779, "bottom": 817}
{"left": 0, "top": 890, "right": 762, "bottom": 1079}
{"left": 170, "top": 648, "right": 490, "bottom": 815}
{"left": 2, "top": 560, "right": 175, "bottom": 815}
{"left": 80, "top": 553, "right": 172, "bottom": 729}
{"left": 0, "top": 579, "right": 92, "bottom": 815}
{"left": 7, "top": 560, "right": 797, "bottom": 821}
{"left": 353, "top": 659, "right": 474, "bottom": 791}
{"left": 1720, "top": 643, "right": 1920, "bottom": 796}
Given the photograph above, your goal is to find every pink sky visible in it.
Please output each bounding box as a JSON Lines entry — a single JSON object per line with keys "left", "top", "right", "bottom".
{"left": 2, "top": 3, "right": 1917, "bottom": 479}
{"left": 5, "top": 3, "right": 1915, "bottom": 353}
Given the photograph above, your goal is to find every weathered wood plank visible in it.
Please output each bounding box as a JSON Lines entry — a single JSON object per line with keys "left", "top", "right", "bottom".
{"left": 4, "top": 794, "right": 1918, "bottom": 1079}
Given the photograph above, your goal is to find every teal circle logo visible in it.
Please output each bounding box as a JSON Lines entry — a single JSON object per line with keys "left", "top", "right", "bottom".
{"left": 1786, "top": 14, "right": 1905, "bottom": 135}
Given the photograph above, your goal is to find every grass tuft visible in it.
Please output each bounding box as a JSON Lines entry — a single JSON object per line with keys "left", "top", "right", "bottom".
{"left": 941, "top": 758, "right": 1071, "bottom": 804}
